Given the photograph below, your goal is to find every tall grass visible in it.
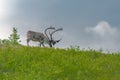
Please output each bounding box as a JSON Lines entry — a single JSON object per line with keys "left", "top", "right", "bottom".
{"left": 0, "top": 46, "right": 120, "bottom": 80}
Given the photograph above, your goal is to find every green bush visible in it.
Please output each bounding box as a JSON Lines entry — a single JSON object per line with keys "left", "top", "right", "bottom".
{"left": 8, "top": 27, "right": 21, "bottom": 45}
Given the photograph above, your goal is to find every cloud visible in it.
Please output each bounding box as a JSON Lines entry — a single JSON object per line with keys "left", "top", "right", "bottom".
{"left": 85, "top": 21, "right": 120, "bottom": 52}
{"left": 85, "top": 21, "right": 117, "bottom": 36}
{"left": 0, "top": 24, "right": 12, "bottom": 39}
{"left": 0, "top": 0, "right": 8, "bottom": 18}
{"left": 0, "top": 0, "right": 17, "bottom": 39}
{"left": 0, "top": 0, "right": 15, "bottom": 19}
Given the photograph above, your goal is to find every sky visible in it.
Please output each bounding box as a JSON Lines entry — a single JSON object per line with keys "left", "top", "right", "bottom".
{"left": 0, "top": 0, "right": 120, "bottom": 52}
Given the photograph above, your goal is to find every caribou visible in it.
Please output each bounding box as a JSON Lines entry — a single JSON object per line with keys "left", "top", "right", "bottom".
{"left": 27, "top": 27, "right": 63, "bottom": 47}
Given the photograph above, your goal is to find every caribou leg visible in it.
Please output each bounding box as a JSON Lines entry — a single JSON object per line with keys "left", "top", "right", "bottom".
{"left": 39, "top": 40, "right": 45, "bottom": 47}
{"left": 42, "top": 44, "right": 45, "bottom": 47}
{"left": 39, "top": 42, "right": 42, "bottom": 47}
{"left": 41, "top": 41, "right": 45, "bottom": 47}
{"left": 27, "top": 39, "right": 30, "bottom": 46}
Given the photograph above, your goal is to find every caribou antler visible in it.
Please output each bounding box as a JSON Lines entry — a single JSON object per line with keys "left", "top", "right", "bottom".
{"left": 44, "top": 26, "right": 55, "bottom": 41}
{"left": 49, "top": 28, "right": 63, "bottom": 42}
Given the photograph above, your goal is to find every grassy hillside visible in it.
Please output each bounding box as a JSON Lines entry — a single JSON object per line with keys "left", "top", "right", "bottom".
{"left": 0, "top": 46, "right": 120, "bottom": 80}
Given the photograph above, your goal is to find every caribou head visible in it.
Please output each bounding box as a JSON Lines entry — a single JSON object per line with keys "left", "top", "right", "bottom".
{"left": 44, "top": 27, "right": 63, "bottom": 47}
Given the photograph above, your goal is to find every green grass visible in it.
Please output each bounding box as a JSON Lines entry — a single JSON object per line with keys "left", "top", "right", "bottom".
{"left": 0, "top": 46, "right": 120, "bottom": 80}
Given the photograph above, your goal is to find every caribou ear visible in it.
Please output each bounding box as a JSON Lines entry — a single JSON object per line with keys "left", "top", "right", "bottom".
{"left": 52, "top": 42, "right": 56, "bottom": 45}
{"left": 56, "top": 39, "right": 61, "bottom": 43}
{"left": 53, "top": 39, "right": 62, "bottom": 45}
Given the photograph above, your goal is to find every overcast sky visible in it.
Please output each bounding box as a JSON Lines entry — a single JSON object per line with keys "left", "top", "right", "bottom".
{"left": 0, "top": 0, "right": 120, "bottom": 52}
